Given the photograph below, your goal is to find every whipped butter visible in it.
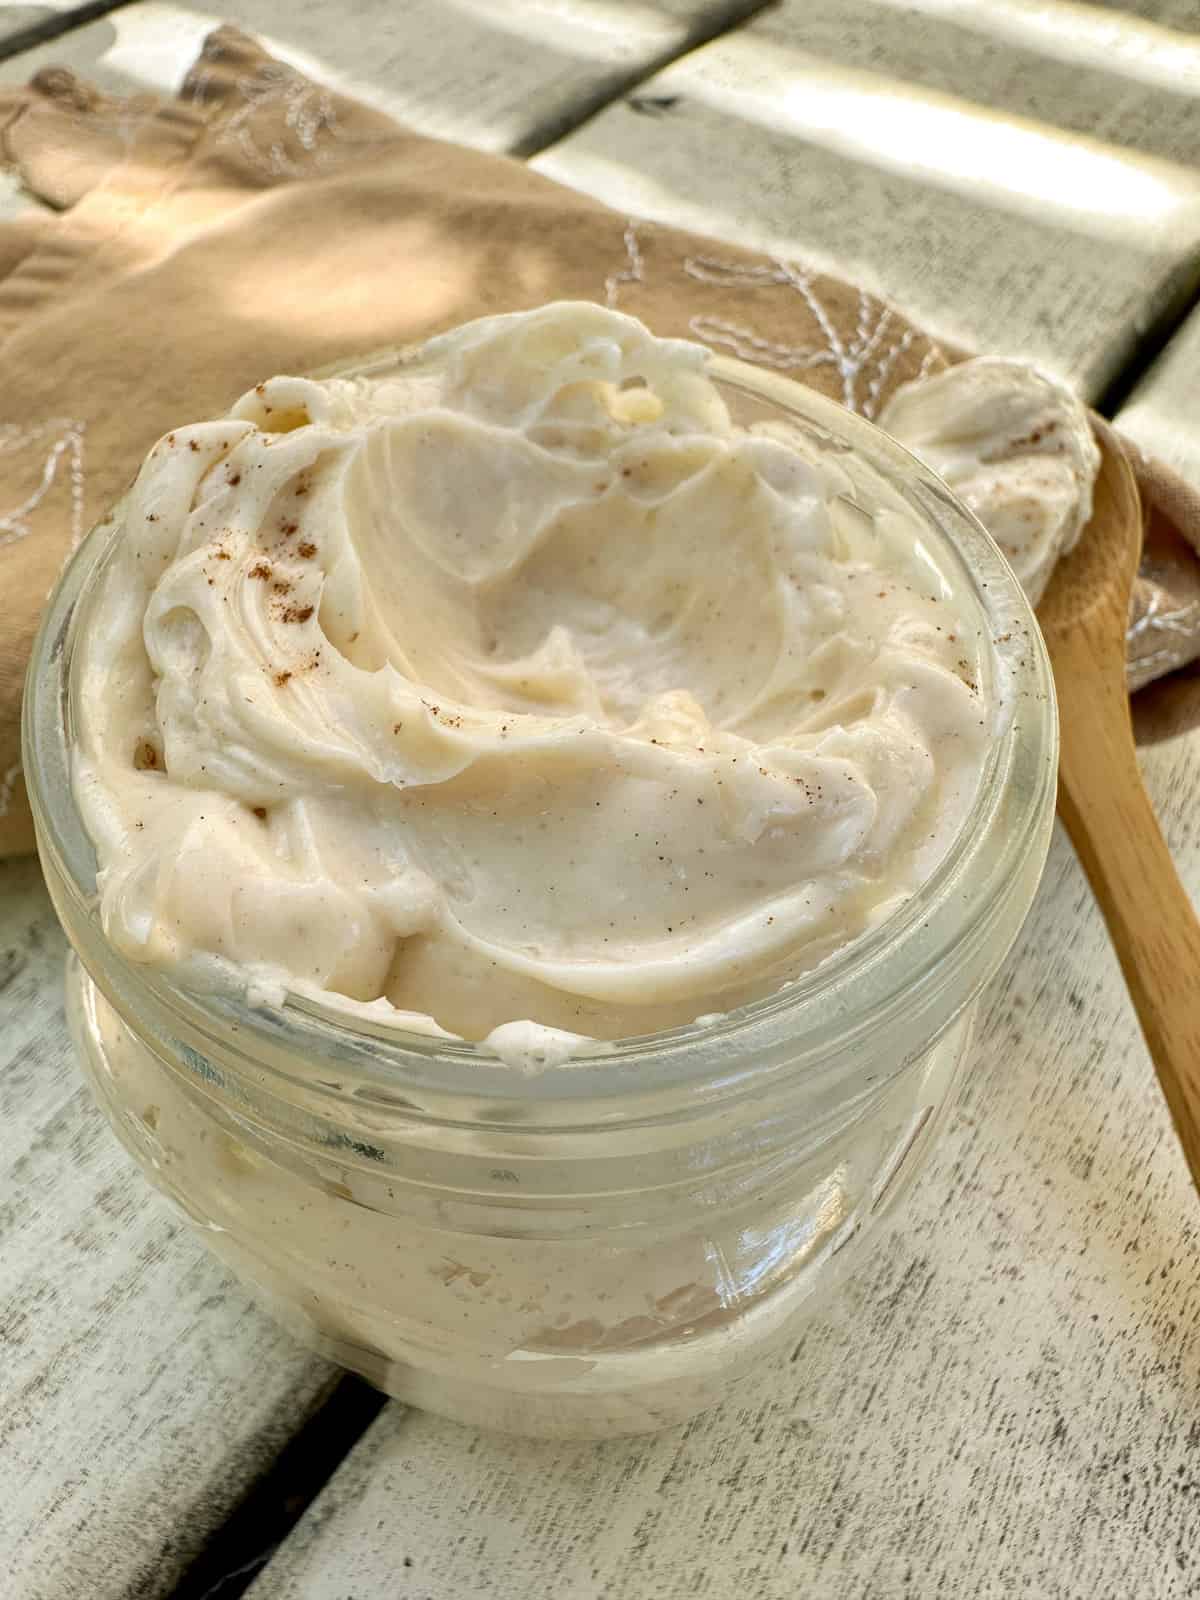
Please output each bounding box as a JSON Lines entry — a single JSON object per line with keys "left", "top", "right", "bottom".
{"left": 73, "top": 303, "right": 997, "bottom": 1058}
{"left": 880, "top": 357, "right": 1100, "bottom": 606}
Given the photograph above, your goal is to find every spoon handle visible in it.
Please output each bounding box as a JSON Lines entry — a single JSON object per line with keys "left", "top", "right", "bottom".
{"left": 1056, "top": 660, "right": 1200, "bottom": 1193}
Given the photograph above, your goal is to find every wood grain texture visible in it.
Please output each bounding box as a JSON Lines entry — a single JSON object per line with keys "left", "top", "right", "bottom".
{"left": 0, "top": 857, "right": 338, "bottom": 1600}
{"left": 1090, "top": 0, "right": 1200, "bottom": 30}
{"left": 532, "top": 1, "right": 1200, "bottom": 398}
{"left": 739, "top": 0, "right": 1200, "bottom": 167}
{"left": 1117, "top": 304, "right": 1200, "bottom": 483}
{"left": 0, "top": 2, "right": 122, "bottom": 57}
{"left": 0, "top": 0, "right": 772, "bottom": 154}
{"left": 243, "top": 732, "right": 1200, "bottom": 1598}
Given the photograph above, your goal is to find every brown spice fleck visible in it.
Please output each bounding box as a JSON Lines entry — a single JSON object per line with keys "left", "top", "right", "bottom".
{"left": 133, "top": 739, "right": 160, "bottom": 771}
{"left": 274, "top": 670, "right": 293, "bottom": 687}
{"left": 249, "top": 562, "right": 272, "bottom": 580}
{"left": 188, "top": 440, "right": 200, "bottom": 452}
{"left": 214, "top": 549, "right": 231, "bottom": 561}
{"left": 228, "top": 472, "right": 242, "bottom": 486}
{"left": 252, "top": 806, "right": 267, "bottom": 821}
{"left": 272, "top": 580, "right": 292, "bottom": 595}
{"left": 297, "top": 542, "right": 317, "bottom": 559}
{"left": 281, "top": 604, "right": 314, "bottom": 624}
{"left": 280, "top": 521, "right": 298, "bottom": 536}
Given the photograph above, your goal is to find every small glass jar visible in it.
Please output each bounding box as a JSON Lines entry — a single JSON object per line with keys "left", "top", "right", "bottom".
{"left": 25, "top": 359, "right": 1057, "bottom": 1439}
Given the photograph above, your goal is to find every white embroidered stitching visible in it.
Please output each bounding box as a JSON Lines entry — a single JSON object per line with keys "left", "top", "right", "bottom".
{"left": 0, "top": 419, "right": 86, "bottom": 553}
{"left": 188, "top": 56, "right": 353, "bottom": 179}
{"left": 605, "top": 222, "right": 644, "bottom": 309}
{"left": 915, "top": 344, "right": 943, "bottom": 384}
{"left": 683, "top": 256, "right": 790, "bottom": 288}
{"left": 772, "top": 260, "right": 858, "bottom": 411}
{"left": 0, "top": 761, "right": 21, "bottom": 821}
{"left": 855, "top": 304, "right": 894, "bottom": 383}
{"left": 628, "top": 249, "right": 940, "bottom": 416}
{"left": 683, "top": 253, "right": 935, "bottom": 415}
{"left": 865, "top": 326, "right": 919, "bottom": 419}
{"left": 852, "top": 290, "right": 875, "bottom": 368}
{"left": 688, "top": 316, "right": 837, "bottom": 374}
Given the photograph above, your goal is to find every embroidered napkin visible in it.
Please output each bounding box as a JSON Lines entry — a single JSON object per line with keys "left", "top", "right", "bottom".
{"left": 1, "top": 25, "right": 1197, "bottom": 856}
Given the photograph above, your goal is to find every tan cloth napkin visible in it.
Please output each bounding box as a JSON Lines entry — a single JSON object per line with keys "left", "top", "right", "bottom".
{"left": 2, "top": 25, "right": 1199, "bottom": 857}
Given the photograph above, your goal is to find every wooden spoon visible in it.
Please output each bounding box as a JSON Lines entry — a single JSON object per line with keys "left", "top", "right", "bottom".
{"left": 1040, "top": 427, "right": 1200, "bottom": 1191}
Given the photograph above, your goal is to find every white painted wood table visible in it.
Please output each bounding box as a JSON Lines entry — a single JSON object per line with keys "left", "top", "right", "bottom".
{"left": 6, "top": 2, "right": 1200, "bottom": 1596}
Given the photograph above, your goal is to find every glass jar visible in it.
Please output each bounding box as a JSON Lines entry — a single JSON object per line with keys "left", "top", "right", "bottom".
{"left": 24, "top": 359, "right": 1057, "bottom": 1439}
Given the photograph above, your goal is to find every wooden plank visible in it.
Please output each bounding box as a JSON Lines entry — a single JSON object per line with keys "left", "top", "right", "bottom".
{"left": 739, "top": 0, "right": 1200, "bottom": 167}
{"left": 1093, "top": 0, "right": 1200, "bottom": 31}
{"left": 243, "top": 719, "right": 1200, "bottom": 1599}
{"left": 0, "top": 2, "right": 123, "bottom": 60}
{"left": 0, "top": 856, "right": 339, "bottom": 1600}
{"left": 0, "top": 0, "right": 773, "bottom": 155}
{"left": 532, "top": 1, "right": 1200, "bottom": 398}
{"left": 1116, "top": 308, "right": 1200, "bottom": 485}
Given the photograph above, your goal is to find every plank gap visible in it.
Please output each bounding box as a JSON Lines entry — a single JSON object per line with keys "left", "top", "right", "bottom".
{"left": 0, "top": 0, "right": 132, "bottom": 62}
{"left": 165, "top": 1374, "right": 388, "bottom": 1600}
{"left": 1098, "top": 255, "right": 1200, "bottom": 419}
{"left": 509, "top": 0, "right": 779, "bottom": 158}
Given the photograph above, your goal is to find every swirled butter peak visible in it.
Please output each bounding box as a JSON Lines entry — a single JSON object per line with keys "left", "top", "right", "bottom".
{"left": 73, "top": 303, "right": 995, "bottom": 1062}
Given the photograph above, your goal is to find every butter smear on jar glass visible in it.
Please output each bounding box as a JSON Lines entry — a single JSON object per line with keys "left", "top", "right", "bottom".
{"left": 30, "top": 302, "right": 1059, "bottom": 1435}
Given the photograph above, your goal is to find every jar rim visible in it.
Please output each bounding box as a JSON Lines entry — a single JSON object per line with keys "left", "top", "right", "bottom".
{"left": 25, "top": 356, "right": 1058, "bottom": 1123}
